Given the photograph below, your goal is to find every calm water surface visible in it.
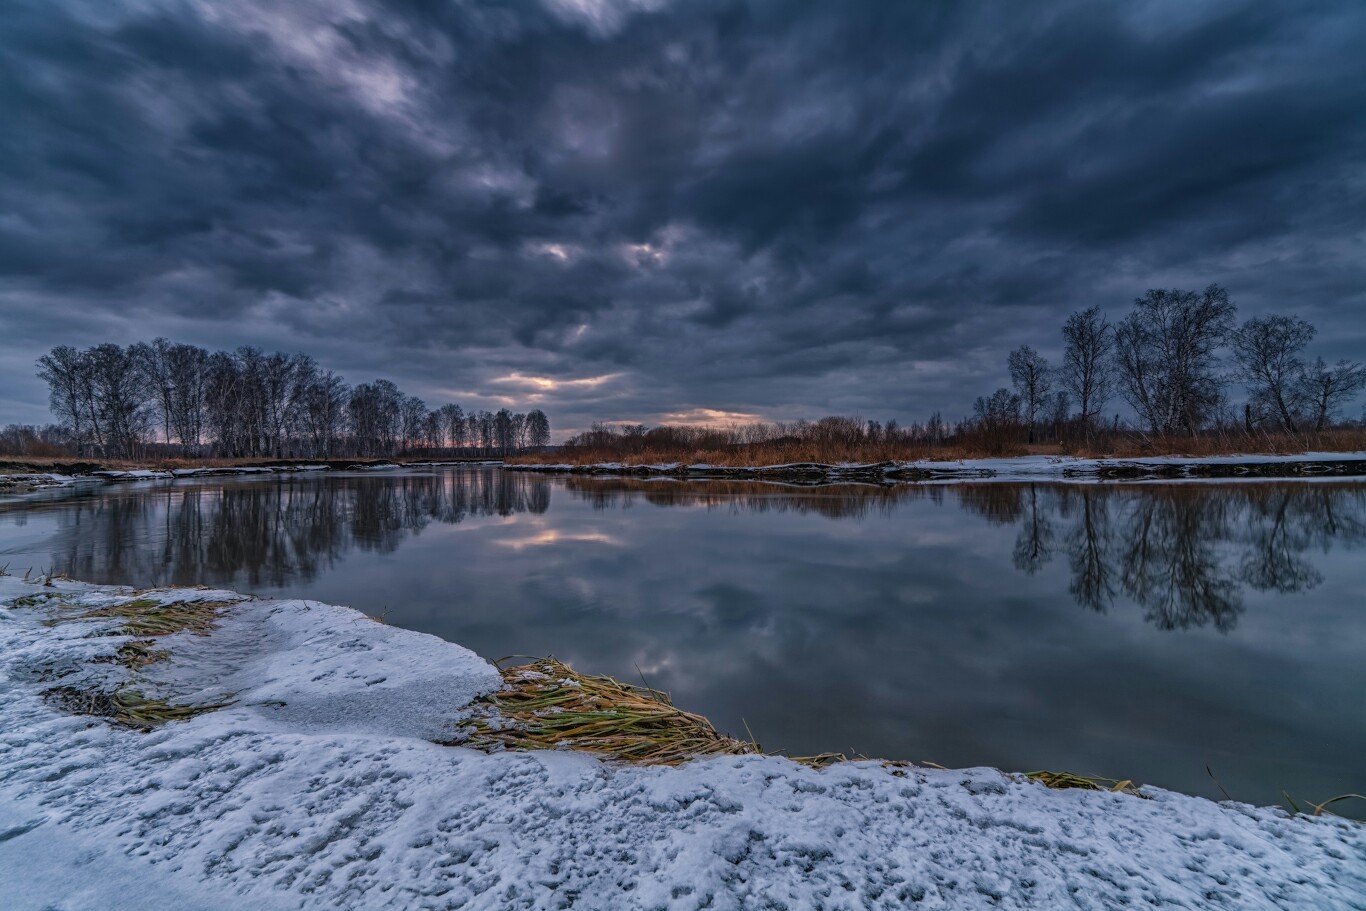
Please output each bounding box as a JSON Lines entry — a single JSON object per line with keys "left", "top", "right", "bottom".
{"left": 3, "top": 466, "right": 1363, "bottom": 812}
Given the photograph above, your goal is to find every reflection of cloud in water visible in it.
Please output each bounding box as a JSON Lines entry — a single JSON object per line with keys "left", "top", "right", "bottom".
{"left": 573, "top": 478, "right": 1366, "bottom": 632}
{"left": 494, "top": 529, "right": 621, "bottom": 549}
{"left": 21, "top": 471, "right": 1366, "bottom": 636}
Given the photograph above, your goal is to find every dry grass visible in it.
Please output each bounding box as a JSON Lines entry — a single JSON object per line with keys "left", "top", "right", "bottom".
{"left": 1067, "top": 427, "right": 1366, "bottom": 459}
{"left": 32, "top": 593, "right": 237, "bottom": 728}
{"left": 512, "top": 428, "right": 1366, "bottom": 468}
{"left": 43, "top": 684, "right": 232, "bottom": 730}
{"left": 1024, "top": 770, "right": 1144, "bottom": 796}
{"left": 457, "top": 659, "right": 1097, "bottom": 780}
{"left": 455, "top": 657, "right": 761, "bottom": 765}
{"left": 92, "top": 639, "right": 171, "bottom": 669}
{"left": 51, "top": 597, "right": 234, "bottom": 638}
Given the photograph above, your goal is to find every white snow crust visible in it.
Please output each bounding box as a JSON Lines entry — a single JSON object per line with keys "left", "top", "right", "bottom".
{"left": 511, "top": 452, "right": 1366, "bottom": 483}
{"left": 1, "top": 576, "right": 1362, "bottom": 910}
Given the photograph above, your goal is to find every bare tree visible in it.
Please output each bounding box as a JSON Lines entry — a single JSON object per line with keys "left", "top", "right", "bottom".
{"left": 36, "top": 346, "right": 94, "bottom": 455}
{"left": 493, "top": 408, "right": 514, "bottom": 454}
{"left": 86, "top": 344, "right": 152, "bottom": 458}
{"left": 204, "top": 351, "right": 242, "bottom": 456}
{"left": 167, "top": 343, "right": 209, "bottom": 453}
{"left": 1060, "top": 306, "right": 1112, "bottom": 434}
{"left": 525, "top": 409, "right": 551, "bottom": 448}
{"left": 1229, "top": 315, "right": 1314, "bottom": 432}
{"left": 399, "top": 395, "right": 429, "bottom": 453}
{"left": 423, "top": 409, "right": 444, "bottom": 451}
{"left": 477, "top": 411, "right": 494, "bottom": 452}
{"left": 300, "top": 370, "right": 349, "bottom": 458}
{"left": 261, "top": 352, "right": 312, "bottom": 457}
{"left": 1007, "top": 345, "right": 1051, "bottom": 444}
{"left": 37, "top": 338, "right": 553, "bottom": 461}
{"left": 439, "top": 404, "right": 465, "bottom": 451}
{"left": 973, "top": 387, "right": 1022, "bottom": 431}
{"left": 1301, "top": 358, "right": 1366, "bottom": 432}
{"left": 133, "top": 339, "right": 176, "bottom": 447}
{"left": 1113, "top": 284, "right": 1236, "bottom": 436}
{"left": 349, "top": 382, "right": 403, "bottom": 457}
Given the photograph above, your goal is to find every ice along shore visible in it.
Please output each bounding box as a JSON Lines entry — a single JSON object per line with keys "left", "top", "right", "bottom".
{"left": 1, "top": 575, "right": 1362, "bottom": 911}
{"left": 506, "top": 451, "right": 1366, "bottom": 483}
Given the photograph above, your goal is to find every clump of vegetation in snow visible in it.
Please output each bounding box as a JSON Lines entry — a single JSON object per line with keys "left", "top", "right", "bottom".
{"left": 26, "top": 589, "right": 243, "bottom": 729}
{"left": 51, "top": 596, "right": 234, "bottom": 638}
{"left": 1024, "top": 769, "right": 1144, "bottom": 797}
{"left": 42, "top": 684, "right": 231, "bottom": 730}
{"left": 453, "top": 657, "right": 763, "bottom": 765}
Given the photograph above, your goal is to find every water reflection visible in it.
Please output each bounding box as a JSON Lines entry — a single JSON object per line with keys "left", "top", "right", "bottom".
{"left": 570, "top": 478, "right": 1366, "bottom": 632}
{"left": 7, "top": 474, "right": 1364, "bottom": 634}
{"left": 13, "top": 470, "right": 551, "bottom": 588}
{"left": 564, "top": 476, "right": 945, "bottom": 519}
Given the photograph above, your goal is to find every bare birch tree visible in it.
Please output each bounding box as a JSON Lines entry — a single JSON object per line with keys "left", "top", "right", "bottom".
{"left": 1060, "top": 306, "right": 1112, "bottom": 434}
{"left": 1008, "top": 345, "right": 1051, "bottom": 444}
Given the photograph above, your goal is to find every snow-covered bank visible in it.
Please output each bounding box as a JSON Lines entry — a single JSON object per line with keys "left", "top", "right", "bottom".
{"left": 1, "top": 576, "right": 1362, "bottom": 910}
{"left": 0, "top": 460, "right": 505, "bottom": 497}
{"left": 508, "top": 451, "right": 1366, "bottom": 484}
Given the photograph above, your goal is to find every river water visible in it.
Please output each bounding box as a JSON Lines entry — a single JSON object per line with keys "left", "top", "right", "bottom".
{"left": 2, "top": 466, "right": 1362, "bottom": 813}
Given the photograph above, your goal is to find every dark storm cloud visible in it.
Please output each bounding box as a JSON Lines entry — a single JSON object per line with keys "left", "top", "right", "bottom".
{"left": 2, "top": 0, "right": 1364, "bottom": 433}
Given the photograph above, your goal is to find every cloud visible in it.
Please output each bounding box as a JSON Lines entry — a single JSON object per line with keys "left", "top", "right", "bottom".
{"left": 1, "top": 0, "right": 1364, "bottom": 433}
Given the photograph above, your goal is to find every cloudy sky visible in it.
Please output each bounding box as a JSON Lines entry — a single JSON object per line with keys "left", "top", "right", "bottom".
{"left": 2, "top": 0, "right": 1364, "bottom": 437}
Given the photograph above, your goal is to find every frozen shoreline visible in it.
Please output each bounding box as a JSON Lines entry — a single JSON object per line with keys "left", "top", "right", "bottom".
{"left": 507, "top": 451, "right": 1366, "bottom": 483}
{"left": 1, "top": 576, "right": 1361, "bottom": 910}
{"left": 0, "top": 460, "right": 502, "bottom": 496}
{"left": 4, "top": 453, "right": 1366, "bottom": 499}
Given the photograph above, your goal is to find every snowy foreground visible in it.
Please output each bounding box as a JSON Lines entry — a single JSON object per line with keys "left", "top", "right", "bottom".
{"left": 1, "top": 577, "right": 1362, "bottom": 911}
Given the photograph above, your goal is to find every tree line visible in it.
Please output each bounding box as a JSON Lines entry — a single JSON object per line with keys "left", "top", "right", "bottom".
{"left": 529, "top": 284, "right": 1363, "bottom": 464}
{"left": 971, "top": 283, "right": 1365, "bottom": 448}
{"left": 26, "top": 339, "right": 550, "bottom": 459}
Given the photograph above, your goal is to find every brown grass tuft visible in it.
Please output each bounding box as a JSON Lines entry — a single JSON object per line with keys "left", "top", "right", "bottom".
{"left": 453, "top": 657, "right": 761, "bottom": 765}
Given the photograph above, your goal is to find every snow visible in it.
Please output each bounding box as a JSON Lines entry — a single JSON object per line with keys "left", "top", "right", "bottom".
{"left": 508, "top": 452, "right": 1366, "bottom": 483}
{"left": 1, "top": 575, "right": 1362, "bottom": 910}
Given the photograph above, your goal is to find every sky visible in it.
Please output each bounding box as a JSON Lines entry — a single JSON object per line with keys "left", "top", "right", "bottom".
{"left": 1, "top": 0, "right": 1364, "bottom": 438}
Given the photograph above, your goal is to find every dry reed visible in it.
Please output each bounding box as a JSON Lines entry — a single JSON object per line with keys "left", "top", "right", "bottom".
{"left": 1024, "top": 770, "right": 1143, "bottom": 796}
{"left": 455, "top": 658, "right": 760, "bottom": 765}
{"left": 55, "top": 597, "right": 233, "bottom": 638}
{"left": 43, "top": 684, "right": 232, "bottom": 730}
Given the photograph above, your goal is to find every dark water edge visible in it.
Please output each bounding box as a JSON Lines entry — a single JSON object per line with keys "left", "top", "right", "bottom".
{"left": 2, "top": 467, "right": 1363, "bottom": 816}
{"left": 506, "top": 454, "right": 1366, "bottom": 482}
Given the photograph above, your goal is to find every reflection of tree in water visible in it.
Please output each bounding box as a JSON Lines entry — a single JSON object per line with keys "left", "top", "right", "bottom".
{"left": 568, "top": 476, "right": 1366, "bottom": 634}
{"left": 967, "top": 484, "right": 1366, "bottom": 632}
{"left": 564, "top": 477, "right": 945, "bottom": 520}
{"left": 48, "top": 469, "right": 551, "bottom": 588}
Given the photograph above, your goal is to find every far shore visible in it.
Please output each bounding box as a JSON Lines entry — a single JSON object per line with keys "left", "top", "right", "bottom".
{"left": 6, "top": 451, "right": 1366, "bottom": 493}
{"left": 505, "top": 451, "right": 1366, "bottom": 482}
{"left": 0, "top": 457, "right": 501, "bottom": 495}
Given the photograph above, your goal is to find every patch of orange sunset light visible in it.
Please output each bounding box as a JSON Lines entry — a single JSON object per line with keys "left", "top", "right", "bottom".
{"left": 490, "top": 372, "right": 622, "bottom": 392}
{"left": 655, "top": 407, "right": 766, "bottom": 427}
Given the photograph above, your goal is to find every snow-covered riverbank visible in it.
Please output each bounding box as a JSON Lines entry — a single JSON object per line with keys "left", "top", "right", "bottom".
{"left": 0, "top": 460, "right": 503, "bottom": 497}
{"left": 508, "top": 451, "right": 1366, "bottom": 483}
{"left": 1, "top": 576, "right": 1361, "bottom": 910}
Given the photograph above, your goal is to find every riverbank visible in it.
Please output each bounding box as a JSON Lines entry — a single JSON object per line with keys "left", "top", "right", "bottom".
{"left": 0, "top": 458, "right": 501, "bottom": 496}
{"left": 1, "top": 574, "right": 1361, "bottom": 910}
{"left": 506, "top": 451, "right": 1366, "bottom": 483}
{"left": 6, "top": 453, "right": 1366, "bottom": 500}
